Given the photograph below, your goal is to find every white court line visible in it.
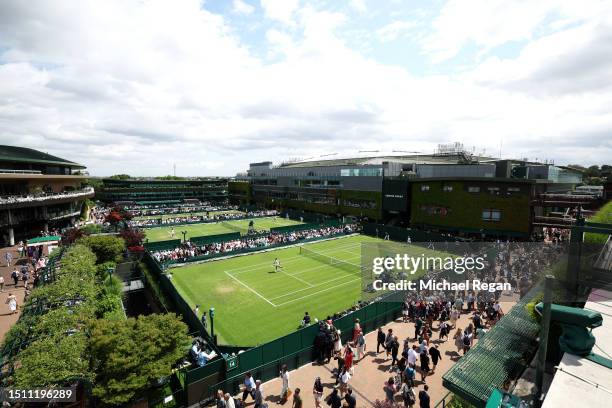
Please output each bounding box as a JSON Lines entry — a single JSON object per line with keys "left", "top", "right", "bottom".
{"left": 276, "top": 268, "right": 314, "bottom": 287}
{"left": 274, "top": 278, "right": 361, "bottom": 307}
{"left": 224, "top": 271, "right": 277, "bottom": 307}
{"left": 269, "top": 273, "right": 358, "bottom": 301}
{"left": 227, "top": 242, "right": 363, "bottom": 275}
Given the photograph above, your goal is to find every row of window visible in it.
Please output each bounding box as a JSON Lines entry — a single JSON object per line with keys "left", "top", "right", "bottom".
{"left": 418, "top": 205, "right": 503, "bottom": 222}
{"left": 420, "top": 185, "right": 523, "bottom": 194}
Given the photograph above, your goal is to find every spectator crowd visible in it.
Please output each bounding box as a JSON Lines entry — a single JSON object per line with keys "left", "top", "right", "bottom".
{"left": 152, "top": 224, "right": 358, "bottom": 263}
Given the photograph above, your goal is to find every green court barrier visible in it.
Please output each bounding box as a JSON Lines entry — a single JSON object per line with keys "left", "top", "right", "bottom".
{"left": 144, "top": 239, "right": 182, "bottom": 252}
{"left": 190, "top": 232, "right": 241, "bottom": 246}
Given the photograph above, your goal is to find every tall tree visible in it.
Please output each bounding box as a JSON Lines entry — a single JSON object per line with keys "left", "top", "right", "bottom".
{"left": 89, "top": 314, "right": 190, "bottom": 406}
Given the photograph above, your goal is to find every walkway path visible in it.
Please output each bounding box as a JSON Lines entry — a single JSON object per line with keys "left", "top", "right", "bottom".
{"left": 0, "top": 245, "right": 28, "bottom": 343}
{"left": 250, "top": 299, "right": 516, "bottom": 407}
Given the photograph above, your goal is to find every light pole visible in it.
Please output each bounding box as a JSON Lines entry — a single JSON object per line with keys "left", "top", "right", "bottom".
{"left": 209, "top": 307, "right": 215, "bottom": 341}
{"left": 106, "top": 266, "right": 115, "bottom": 285}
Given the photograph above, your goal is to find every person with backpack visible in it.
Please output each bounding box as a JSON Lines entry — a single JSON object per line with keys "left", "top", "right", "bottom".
{"left": 390, "top": 336, "right": 400, "bottom": 368}
{"left": 384, "top": 328, "right": 394, "bottom": 358}
{"left": 439, "top": 321, "right": 448, "bottom": 341}
{"left": 419, "top": 350, "right": 430, "bottom": 383}
{"left": 414, "top": 316, "right": 423, "bottom": 340}
{"left": 429, "top": 345, "right": 441, "bottom": 373}
{"left": 355, "top": 331, "right": 366, "bottom": 363}
{"left": 376, "top": 327, "right": 386, "bottom": 353}
{"left": 11, "top": 268, "right": 19, "bottom": 287}
{"left": 404, "top": 365, "right": 416, "bottom": 387}
{"left": 400, "top": 382, "right": 416, "bottom": 408}
{"left": 462, "top": 331, "right": 473, "bottom": 354}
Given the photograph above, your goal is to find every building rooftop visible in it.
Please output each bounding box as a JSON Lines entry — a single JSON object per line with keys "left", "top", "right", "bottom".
{"left": 0, "top": 145, "right": 86, "bottom": 169}
{"left": 277, "top": 153, "right": 499, "bottom": 168}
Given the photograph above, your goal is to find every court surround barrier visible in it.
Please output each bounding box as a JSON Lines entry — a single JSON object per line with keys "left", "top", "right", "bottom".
{"left": 137, "top": 213, "right": 274, "bottom": 229}
{"left": 190, "top": 232, "right": 241, "bottom": 246}
{"left": 205, "top": 297, "right": 402, "bottom": 401}
{"left": 363, "top": 222, "right": 459, "bottom": 243}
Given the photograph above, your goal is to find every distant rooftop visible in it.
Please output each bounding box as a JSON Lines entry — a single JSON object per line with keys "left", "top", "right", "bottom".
{"left": 0, "top": 145, "right": 86, "bottom": 169}
{"left": 277, "top": 152, "right": 499, "bottom": 168}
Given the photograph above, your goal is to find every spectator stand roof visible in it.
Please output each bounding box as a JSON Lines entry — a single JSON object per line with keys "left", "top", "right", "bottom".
{"left": 0, "top": 145, "right": 85, "bottom": 169}
{"left": 442, "top": 283, "right": 542, "bottom": 407}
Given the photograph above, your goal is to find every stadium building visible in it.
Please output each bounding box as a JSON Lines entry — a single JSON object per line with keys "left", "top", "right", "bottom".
{"left": 96, "top": 177, "right": 229, "bottom": 205}
{"left": 238, "top": 146, "right": 584, "bottom": 238}
{"left": 0, "top": 145, "right": 94, "bottom": 245}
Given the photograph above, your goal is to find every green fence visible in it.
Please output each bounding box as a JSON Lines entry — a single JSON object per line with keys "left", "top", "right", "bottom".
{"left": 206, "top": 298, "right": 402, "bottom": 399}
{"left": 363, "top": 223, "right": 459, "bottom": 242}
{"left": 144, "top": 239, "right": 182, "bottom": 252}
{"left": 191, "top": 232, "right": 240, "bottom": 246}
{"left": 270, "top": 223, "right": 318, "bottom": 233}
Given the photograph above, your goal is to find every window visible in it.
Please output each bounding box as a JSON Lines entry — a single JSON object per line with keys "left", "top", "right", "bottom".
{"left": 507, "top": 187, "right": 520, "bottom": 192}
{"left": 468, "top": 186, "right": 480, "bottom": 193}
{"left": 340, "top": 168, "right": 383, "bottom": 177}
{"left": 482, "top": 209, "right": 502, "bottom": 221}
{"left": 442, "top": 185, "right": 453, "bottom": 192}
{"left": 420, "top": 185, "right": 430, "bottom": 192}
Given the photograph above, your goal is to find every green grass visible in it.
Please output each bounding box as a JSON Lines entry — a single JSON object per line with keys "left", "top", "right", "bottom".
{"left": 144, "top": 216, "right": 303, "bottom": 242}
{"left": 170, "top": 235, "right": 444, "bottom": 345}
{"left": 134, "top": 209, "right": 243, "bottom": 221}
{"left": 585, "top": 200, "right": 612, "bottom": 243}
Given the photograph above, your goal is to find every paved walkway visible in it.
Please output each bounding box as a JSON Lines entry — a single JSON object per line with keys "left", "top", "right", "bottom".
{"left": 0, "top": 245, "right": 28, "bottom": 343}
{"left": 250, "top": 300, "right": 516, "bottom": 408}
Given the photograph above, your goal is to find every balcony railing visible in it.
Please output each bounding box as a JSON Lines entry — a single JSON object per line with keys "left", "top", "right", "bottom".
{"left": 0, "top": 169, "right": 42, "bottom": 175}
{"left": 0, "top": 187, "right": 94, "bottom": 207}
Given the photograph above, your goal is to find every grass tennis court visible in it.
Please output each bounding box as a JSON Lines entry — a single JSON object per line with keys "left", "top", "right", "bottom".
{"left": 144, "top": 216, "right": 304, "bottom": 242}
{"left": 134, "top": 209, "right": 243, "bottom": 221}
{"left": 170, "top": 234, "right": 442, "bottom": 345}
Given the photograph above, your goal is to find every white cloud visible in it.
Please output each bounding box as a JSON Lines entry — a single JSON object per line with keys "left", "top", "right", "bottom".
{"left": 377, "top": 21, "right": 414, "bottom": 42}
{"left": 350, "top": 0, "right": 367, "bottom": 14}
{"left": 260, "top": 0, "right": 299, "bottom": 25}
{"left": 0, "top": 0, "right": 610, "bottom": 176}
{"left": 422, "top": 0, "right": 610, "bottom": 62}
{"left": 231, "top": 0, "right": 255, "bottom": 16}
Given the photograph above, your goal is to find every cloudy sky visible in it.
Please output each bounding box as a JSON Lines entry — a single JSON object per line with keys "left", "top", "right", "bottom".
{"left": 0, "top": 0, "right": 611, "bottom": 176}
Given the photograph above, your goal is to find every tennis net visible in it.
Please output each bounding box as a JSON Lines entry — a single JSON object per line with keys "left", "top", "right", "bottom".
{"left": 299, "top": 246, "right": 367, "bottom": 277}
{"left": 221, "top": 221, "right": 247, "bottom": 234}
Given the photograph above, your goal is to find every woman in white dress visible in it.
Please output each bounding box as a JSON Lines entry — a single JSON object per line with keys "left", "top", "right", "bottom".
{"left": 333, "top": 330, "right": 343, "bottom": 356}
{"left": 6, "top": 293, "right": 17, "bottom": 314}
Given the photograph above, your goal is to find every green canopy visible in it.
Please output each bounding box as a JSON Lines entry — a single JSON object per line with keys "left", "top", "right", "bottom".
{"left": 26, "top": 235, "right": 61, "bottom": 246}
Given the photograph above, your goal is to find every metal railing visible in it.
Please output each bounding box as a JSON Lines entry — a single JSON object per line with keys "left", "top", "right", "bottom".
{"left": 0, "top": 186, "right": 94, "bottom": 205}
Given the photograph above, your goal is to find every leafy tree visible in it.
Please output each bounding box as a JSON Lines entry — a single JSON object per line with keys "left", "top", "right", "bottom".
{"left": 119, "top": 228, "right": 145, "bottom": 247}
{"left": 109, "top": 174, "right": 131, "bottom": 180}
{"left": 79, "top": 236, "right": 125, "bottom": 264}
{"left": 62, "top": 227, "right": 88, "bottom": 245}
{"left": 13, "top": 334, "right": 92, "bottom": 388}
{"left": 89, "top": 314, "right": 190, "bottom": 406}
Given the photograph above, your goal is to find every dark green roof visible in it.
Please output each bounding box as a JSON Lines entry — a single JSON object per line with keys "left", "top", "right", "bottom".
{"left": 442, "top": 283, "right": 542, "bottom": 407}
{"left": 0, "top": 145, "right": 86, "bottom": 169}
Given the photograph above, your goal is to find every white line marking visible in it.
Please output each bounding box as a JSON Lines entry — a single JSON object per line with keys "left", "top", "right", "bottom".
{"left": 227, "top": 242, "right": 363, "bottom": 275}
{"left": 276, "top": 268, "right": 314, "bottom": 287}
{"left": 274, "top": 278, "right": 361, "bottom": 307}
{"left": 224, "top": 271, "right": 277, "bottom": 307}
{"left": 269, "top": 274, "right": 358, "bottom": 301}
